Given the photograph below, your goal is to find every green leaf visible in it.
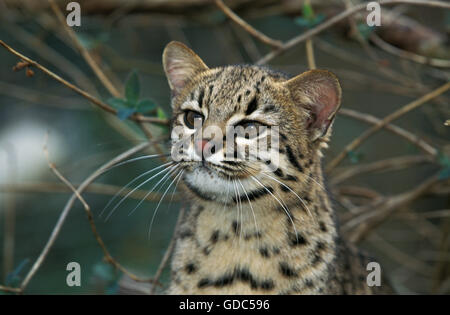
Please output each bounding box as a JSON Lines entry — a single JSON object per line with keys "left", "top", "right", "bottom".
{"left": 294, "top": 14, "right": 324, "bottom": 28}
{"left": 5, "top": 259, "right": 29, "bottom": 287}
{"left": 107, "top": 97, "right": 129, "bottom": 109}
{"left": 357, "top": 23, "right": 375, "bottom": 40}
{"left": 302, "top": 3, "right": 315, "bottom": 20}
{"left": 125, "top": 71, "right": 140, "bottom": 105}
{"left": 92, "top": 262, "right": 118, "bottom": 283}
{"left": 136, "top": 99, "right": 157, "bottom": 113}
{"left": 117, "top": 108, "right": 136, "bottom": 120}
{"left": 157, "top": 107, "right": 167, "bottom": 120}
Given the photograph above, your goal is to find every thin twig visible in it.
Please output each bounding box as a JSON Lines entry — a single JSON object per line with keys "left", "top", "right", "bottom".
{"left": 17, "top": 142, "right": 151, "bottom": 292}
{"left": 257, "top": 0, "right": 450, "bottom": 65}
{"left": 43, "top": 135, "right": 160, "bottom": 285}
{"left": 339, "top": 108, "right": 438, "bottom": 158}
{"left": 214, "top": 0, "right": 282, "bottom": 49}
{"left": 0, "top": 182, "right": 180, "bottom": 202}
{"left": 370, "top": 33, "right": 450, "bottom": 68}
{"left": 327, "top": 82, "right": 450, "bottom": 172}
{"left": 330, "top": 155, "right": 432, "bottom": 185}
{"left": 47, "top": 0, "right": 122, "bottom": 97}
{"left": 343, "top": 174, "right": 440, "bottom": 242}
{"left": 304, "top": 0, "right": 316, "bottom": 70}
{"left": 0, "top": 40, "right": 169, "bottom": 126}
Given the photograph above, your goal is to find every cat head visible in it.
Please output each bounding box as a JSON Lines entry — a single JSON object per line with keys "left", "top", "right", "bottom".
{"left": 163, "top": 41, "right": 341, "bottom": 203}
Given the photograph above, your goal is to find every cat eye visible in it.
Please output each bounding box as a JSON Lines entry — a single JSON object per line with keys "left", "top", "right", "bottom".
{"left": 184, "top": 110, "right": 203, "bottom": 129}
{"left": 235, "top": 121, "right": 263, "bottom": 139}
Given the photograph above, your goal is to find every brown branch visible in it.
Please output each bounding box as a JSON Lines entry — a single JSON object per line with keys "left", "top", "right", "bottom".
{"left": 43, "top": 135, "right": 161, "bottom": 285}
{"left": 0, "top": 182, "right": 180, "bottom": 202}
{"left": 0, "top": 40, "right": 169, "bottom": 126}
{"left": 339, "top": 108, "right": 439, "bottom": 158}
{"left": 256, "top": 0, "right": 450, "bottom": 65}
{"left": 214, "top": 0, "right": 282, "bottom": 49}
{"left": 370, "top": 33, "right": 450, "bottom": 68}
{"left": 330, "top": 155, "right": 432, "bottom": 185}
{"left": 342, "top": 174, "right": 441, "bottom": 243}
{"left": 17, "top": 142, "right": 151, "bottom": 292}
{"left": 304, "top": 0, "right": 317, "bottom": 70}
{"left": 0, "top": 284, "right": 22, "bottom": 294}
{"left": 327, "top": 82, "right": 450, "bottom": 172}
{"left": 47, "top": 0, "right": 122, "bottom": 97}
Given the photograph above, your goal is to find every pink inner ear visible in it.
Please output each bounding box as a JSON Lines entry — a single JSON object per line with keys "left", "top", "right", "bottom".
{"left": 310, "top": 83, "right": 339, "bottom": 130}
{"left": 168, "top": 62, "right": 189, "bottom": 92}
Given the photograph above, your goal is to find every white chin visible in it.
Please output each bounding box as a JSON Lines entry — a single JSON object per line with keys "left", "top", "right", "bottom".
{"left": 183, "top": 166, "right": 233, "bottom": 202}
{"left": 183, "top": 166, "right": 259, "bottom": 203}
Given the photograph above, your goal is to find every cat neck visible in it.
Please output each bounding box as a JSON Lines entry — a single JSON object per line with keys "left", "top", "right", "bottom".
{"left": 169, "top": 164, "right": 339, "bottom": 294}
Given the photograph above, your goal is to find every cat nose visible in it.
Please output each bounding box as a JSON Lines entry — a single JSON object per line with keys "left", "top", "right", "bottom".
{"left": 195, "top": 139, "right": 215, "bottom": 158}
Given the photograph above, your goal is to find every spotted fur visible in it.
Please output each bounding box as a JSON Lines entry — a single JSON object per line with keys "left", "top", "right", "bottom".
{"left": 162, "top": 41, "right": 393, "bottom": 295}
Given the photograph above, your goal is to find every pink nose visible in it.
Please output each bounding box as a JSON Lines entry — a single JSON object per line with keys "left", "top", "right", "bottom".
{"left": 195, "top": 139, "right": 209, "bottom": 156}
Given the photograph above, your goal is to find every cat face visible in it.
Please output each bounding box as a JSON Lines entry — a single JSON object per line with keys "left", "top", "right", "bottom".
{"left": 163, "top": 42, "right": 341, "bottom": 203}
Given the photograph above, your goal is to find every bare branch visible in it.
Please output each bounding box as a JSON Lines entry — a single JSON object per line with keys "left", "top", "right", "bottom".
{"left": 214, "top": 0, "right": 282, "bottom": 49}
{"left": 257, "top": 0, "right": 450, "bottom": 65}
{"left": 0, "top": 40, "right": 169, "bottom": 126}
{"left": 327, "top": 82, "right": 450, "bottom": 172}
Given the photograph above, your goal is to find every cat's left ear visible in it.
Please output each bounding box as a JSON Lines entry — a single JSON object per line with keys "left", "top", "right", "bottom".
{"left": 163, "top": 41, "right": 209, "bottom": 97}
{"left": 282, "top": 69, "right": 342, "bottom": 141}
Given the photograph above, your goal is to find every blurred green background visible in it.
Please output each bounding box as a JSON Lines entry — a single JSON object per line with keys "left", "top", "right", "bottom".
{"left": 0, "top": 0, "right": 449, "bottom": 294}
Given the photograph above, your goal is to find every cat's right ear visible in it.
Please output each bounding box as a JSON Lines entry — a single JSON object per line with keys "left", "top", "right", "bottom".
{"left": 163, "top": 41, "right": 209, "bottom": 97}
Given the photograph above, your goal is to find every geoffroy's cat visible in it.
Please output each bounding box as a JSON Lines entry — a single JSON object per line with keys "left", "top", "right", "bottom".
{"left": 161, "top": 41, "right": 393, "bottom": 294}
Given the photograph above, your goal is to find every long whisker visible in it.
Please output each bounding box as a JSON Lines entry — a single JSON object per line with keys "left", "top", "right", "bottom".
{"left": 238, "top": 179, "right": 260, "bottom": 245}
{"left": 249, "top": 175, "right": 300, "bottom": 244}
{"left": 168, "top": 167, "right": 184, "bottom": 206}
{"left": 104, "top": 153, "right": 171, "bottom": 172}
{"left": 100, "top": 161, "right": 173, "bottom": 217}
{"left": 231, "top": 178, "right": 240, "bottom": 245}
{"left": 236, "top": 180, "right": 243, "bottom": 242}
{"left": 148, "top": 169, "right": 185, "bottom": 239}
{"left": 127, "top": 165, "right": 180, "bottom": 217}
{"left": 260, "top": 172, "right": 316, "bottom": 223}
{"left": 105, "top": 163, "right": 175, "bottom": 221}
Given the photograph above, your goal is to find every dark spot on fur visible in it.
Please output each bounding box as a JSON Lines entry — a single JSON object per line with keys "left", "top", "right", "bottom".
{"left": 232, "top": 221, "right": 240, "bottom": 235}
{"left": 214, "top": 274, "right": 235, "bottom": 287}
{"left": 274, "top": 168, "right": 283, "bottom": 178}
{"left": 285, "top": 174, "right": 298, "bottom": 181}
{"left": 263, "top": 105, "right": 276, "bottom": 113}
{"left": 198, "top": 89, "right": 204, "bottom": 108}
{"left": 185, "top": 263, "right": 197, "bottom": 274}
{"left": 259, "top": 247, "right": 270, "bottom": 258}
{"left": 290, "top": 233, "right": 307, "bottom": 246}
{"left": 210, "top": 230, "right": 219, "bottom": 243}
{"left": 280, "top": 184, "right": 290, "bottom": 192}
{"left": 178, "top": 230, "right": 194, "bottom": 239}
{"left": 311, "top": 253, "right": 322, "bottom": 265}
{"left": 319, "top": 222, "right": 327, "bottom": 232}
{"left": 197, "top": 278, "right": 211, "bottom": 288}
{"left": 203, "top": 247, "right": 211, "bottom": 256}
{"left": 286, "top": 145, "right": 304, "bottom": 173}
{"left": 279, "top": 262, "right": 298, "bottom": 278}
{"left": 260, "top": 280, "right": 275, "bottom": 290}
